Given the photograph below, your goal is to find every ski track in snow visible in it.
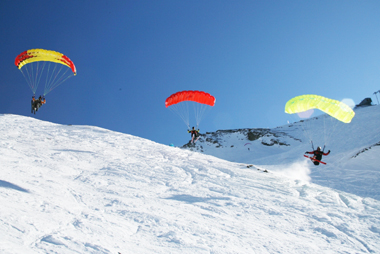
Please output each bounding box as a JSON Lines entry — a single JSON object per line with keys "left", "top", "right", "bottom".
{"left": 1, "top": 109, "right": 380, "bottom": 253}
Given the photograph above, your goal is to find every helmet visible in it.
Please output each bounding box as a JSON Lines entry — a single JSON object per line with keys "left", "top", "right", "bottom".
{"left": 317, "top": 146, "right": 321, "bottom": 150}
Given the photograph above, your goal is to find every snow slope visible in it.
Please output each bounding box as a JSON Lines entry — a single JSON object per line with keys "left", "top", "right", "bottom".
{"left": 1, "top": 111, "right": 380, "bottom": 253}
{"left": 187, "top": 105, "right": 380, "bottom": 201}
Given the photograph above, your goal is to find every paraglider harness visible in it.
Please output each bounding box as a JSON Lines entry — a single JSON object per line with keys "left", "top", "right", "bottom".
{"left": 188, "top": 128, "right": 200, "bottom": 143}
{"left": 189, "top": 129, "right": 199, "bottom": 137}
{"left": 31, "top": 95, "right": 46, "bottom": 114}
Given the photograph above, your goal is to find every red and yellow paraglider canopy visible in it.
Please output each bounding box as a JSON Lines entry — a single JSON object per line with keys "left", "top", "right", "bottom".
{"left": 15, "top": 49, "right": 76, "bottom": 75}
{"left": 15, "top": 49, "right": 76, "bottom": 95}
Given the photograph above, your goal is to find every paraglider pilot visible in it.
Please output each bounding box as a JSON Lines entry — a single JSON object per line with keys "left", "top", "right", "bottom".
{"left": 305, "top": 147, "right": 330, "bottom": 165}
{"left": 188, "top": 127, "right": 200, "bottom": 143}
{"left": 31, "top": 95, "right": 46, "bottom": 114}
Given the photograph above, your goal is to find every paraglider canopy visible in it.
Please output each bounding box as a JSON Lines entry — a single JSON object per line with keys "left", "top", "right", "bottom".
{"left": 15, "top": 48, "right": 76, "bottom": 96}
{"left": 165, "top": 90, "right": 215, "bottom": 108}
{"left": 285, "top": 94, "right": 355, "bottom": 123}
{"left": 15, "top": 49, "right": 76, "bottom": 74}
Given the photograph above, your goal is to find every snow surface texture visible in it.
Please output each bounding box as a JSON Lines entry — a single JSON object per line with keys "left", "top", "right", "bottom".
{"left": 0, "top": 106, "right": 379, "bottom": 253}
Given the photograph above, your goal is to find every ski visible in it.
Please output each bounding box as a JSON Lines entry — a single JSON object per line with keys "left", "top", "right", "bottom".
{"left": 304, "top": 155, "right": 326, "bottom": 165}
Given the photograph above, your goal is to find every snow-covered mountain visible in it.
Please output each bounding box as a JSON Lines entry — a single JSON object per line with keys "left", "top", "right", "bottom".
{"left": 184, "top": 105, "right": 380, "bottom": 200}
{"left": 1, "top": 106, "right": 379, "bottom": 253}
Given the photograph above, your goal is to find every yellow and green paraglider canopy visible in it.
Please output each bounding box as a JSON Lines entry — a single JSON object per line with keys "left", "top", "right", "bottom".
{"left": 285, "top": 94, "right": 355, "bottom": 123}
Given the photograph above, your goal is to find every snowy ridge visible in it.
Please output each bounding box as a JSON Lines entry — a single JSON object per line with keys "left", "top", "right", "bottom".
{"left": 352, "top": 141, "right": 380, "bottom": 158}
{"left": 1, "top": 109, "right": 380, "bottom": 253}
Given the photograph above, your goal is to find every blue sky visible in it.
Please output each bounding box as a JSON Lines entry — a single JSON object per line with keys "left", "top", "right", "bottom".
{"left": 1, "top": 1, "right": 379, "bottom": 146}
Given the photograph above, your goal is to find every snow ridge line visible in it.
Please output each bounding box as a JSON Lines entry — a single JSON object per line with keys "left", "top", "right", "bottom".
{"left": 351, "top": 141, "right": 380, "bottom": 158}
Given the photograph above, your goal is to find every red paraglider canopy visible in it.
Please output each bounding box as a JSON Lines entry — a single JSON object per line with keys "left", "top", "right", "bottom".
{"left": 165, "top": 90, "right": 215, "bottom": 108}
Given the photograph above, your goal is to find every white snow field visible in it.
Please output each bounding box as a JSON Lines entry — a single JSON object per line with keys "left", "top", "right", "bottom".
{"left": 0, "top": 106, "right": 379, "bottom": 253}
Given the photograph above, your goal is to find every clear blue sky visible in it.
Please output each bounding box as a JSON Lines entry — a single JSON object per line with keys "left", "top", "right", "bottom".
{"left": 1, "top": 1, "right": 379, "bottom": 146}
